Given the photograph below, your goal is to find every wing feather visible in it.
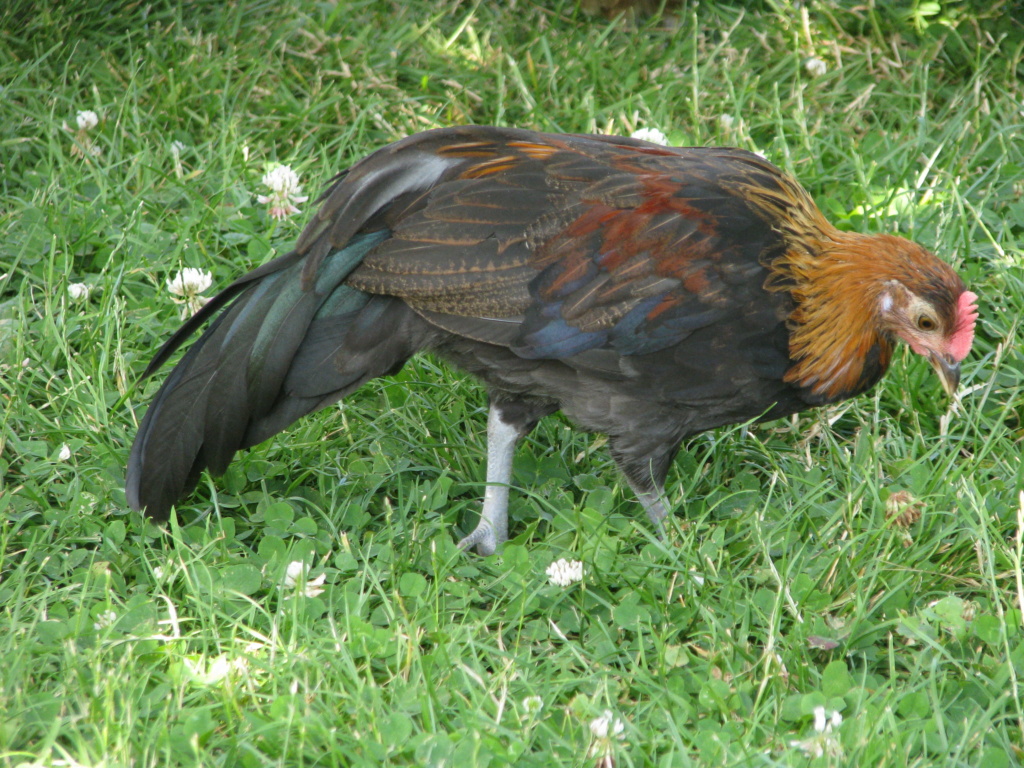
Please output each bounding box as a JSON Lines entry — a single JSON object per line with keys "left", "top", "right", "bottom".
{"left": 337, "top": 129, "right": 788, "bottom": 360}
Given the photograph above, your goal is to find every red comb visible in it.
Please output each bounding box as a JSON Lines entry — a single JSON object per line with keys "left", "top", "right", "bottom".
{"left": 949, "top": 290, "right": 978, "bottom": 362}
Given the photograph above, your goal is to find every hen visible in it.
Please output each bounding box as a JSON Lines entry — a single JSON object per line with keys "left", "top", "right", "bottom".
{"left": 126, "top": 126, "right": 978, "bottom": 554}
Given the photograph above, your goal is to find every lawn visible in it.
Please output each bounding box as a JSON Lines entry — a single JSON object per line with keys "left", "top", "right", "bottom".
{"left": 1, "top": 0, "right": 1023, "bottom": 765}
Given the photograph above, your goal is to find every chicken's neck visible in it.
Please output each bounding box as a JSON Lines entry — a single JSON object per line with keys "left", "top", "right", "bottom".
{"left": 769, "top": 230, "right": 901, "bottom": 402}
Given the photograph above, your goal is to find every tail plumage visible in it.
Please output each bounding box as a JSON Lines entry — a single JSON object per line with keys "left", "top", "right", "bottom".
{"left": 126, "top": 230, "right": 428, "bottom": 520}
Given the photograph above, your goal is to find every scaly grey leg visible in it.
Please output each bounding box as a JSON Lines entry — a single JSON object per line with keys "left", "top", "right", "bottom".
{"left": 609, "top": 434, "right": 681, "bottom": 539}
{"left": 635, "top": 488, "right": 669, "bottom": 531}
{"left": 457, "top": 404, "right": 521, "bottom": 555}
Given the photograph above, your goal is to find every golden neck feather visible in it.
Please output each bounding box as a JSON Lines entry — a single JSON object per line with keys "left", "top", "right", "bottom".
{"left": 728, "top": 167, "right": 901, "bottom": 400}
{"left": 771, "top": 232, "right": 898, "bottom": 400}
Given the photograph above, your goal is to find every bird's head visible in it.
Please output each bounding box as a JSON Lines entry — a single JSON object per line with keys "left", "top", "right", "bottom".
{"left": 775, "top": 231, "right": 977, "bottom": 402}
{"left": 875, "top": 259, "right": 978, "bottom": 397}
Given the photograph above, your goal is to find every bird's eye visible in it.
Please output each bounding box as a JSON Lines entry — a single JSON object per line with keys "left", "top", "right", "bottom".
{"left": 917, "top": 315, "right": 937, "bottom": 332}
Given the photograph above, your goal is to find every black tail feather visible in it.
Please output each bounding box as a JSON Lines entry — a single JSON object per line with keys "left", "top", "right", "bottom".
{"left": 125, "top": 231, "right": 425, "bottom": 520}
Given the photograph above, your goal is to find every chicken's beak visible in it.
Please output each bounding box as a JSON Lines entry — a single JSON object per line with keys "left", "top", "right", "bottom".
{"left": 928, "top": 351, "right": 961, "bottom": 397}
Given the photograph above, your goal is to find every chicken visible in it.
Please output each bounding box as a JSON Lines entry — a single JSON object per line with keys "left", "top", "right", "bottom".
{"left": 126, "top": 126, "right": 978, "bottom": 554}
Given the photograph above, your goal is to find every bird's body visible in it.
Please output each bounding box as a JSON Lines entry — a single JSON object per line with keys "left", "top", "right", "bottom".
{"left": 127, "top": 126, "right": 977, "bottom": 553}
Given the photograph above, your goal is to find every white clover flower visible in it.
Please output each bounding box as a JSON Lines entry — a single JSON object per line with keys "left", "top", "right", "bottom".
{"left": 589, "top": 710, "right": 625, "bottom": 739}
{"left": 546, "top": 558, "right": 583, "bottom": 587}
{"left": 181, "top": 653, "right": 254, "bottom": 685}
{"left": 166, "top": 268, "right": 213, "bottom": 318}
{"left": 170, "top": 140, "right": 186, "bottom": 157}
{"left": 718, "top": 114, "right": 735, "bottom": 130}
{"left": 66, "top": 110, "right": 101, "bottom": 158}
{"left": 521, "top": 695, "right": 544, "bottom": 718}
{"left": 813, "top": 706, "right": 828, "bottom": 732}
{"left": 67, "top": 282, "right": 91, "bottom": 302}
{"left": 93, "top": 610, "right": 117, "bottom": 630}
{"left": 76, "top": 110, "right": 99, "bottom": 131}
{"left": 152, "top": 566, "right": 165, "bottom": 580}
{"left": 630, "top": 127, "right": 669, "bottom": 146}
{"left": 790, "top": 706, "right": 843, "bottom": 758}
{"left": 814, "top": 706, "right": 843, "bottom": 732}
{"left": 804, "top": 57, "right": 828, "bottom": 77}
{"left": 280, "top": 561, "right": 326, "bottom": 598}
{"left": 166, "top": 267, "right": 212, "bottom": 297}
{"left": 258, "top": 164, "right": 309, "bottom": 220}
{"left": 58, "top": 444, "right": 72, "bottom": 461}
{"left": 589, "top": 709, "right": 626, "bottom": 765}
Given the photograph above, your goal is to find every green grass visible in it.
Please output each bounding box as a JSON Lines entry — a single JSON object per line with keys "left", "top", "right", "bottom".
{"left": 1, "top": 0, "right": 1023, "bottom": 765}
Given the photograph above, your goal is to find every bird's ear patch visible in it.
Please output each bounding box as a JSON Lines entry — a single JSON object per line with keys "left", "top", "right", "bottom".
{"left": 949, "top": 290, "right": 978, "bottom": 362}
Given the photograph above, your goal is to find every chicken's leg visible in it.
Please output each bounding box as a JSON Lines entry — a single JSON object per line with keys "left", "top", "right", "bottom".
{"left": 457, "top": 404, "right": 522, "bottom": 555}
{"left": 457, "top": 396, "right": 557, "bottom": 555}
{"left": 634, "top": 489, "right": 669, "bottom": 529}
{"left": 610, "top": 435, "right": 681, "bottom": 539}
